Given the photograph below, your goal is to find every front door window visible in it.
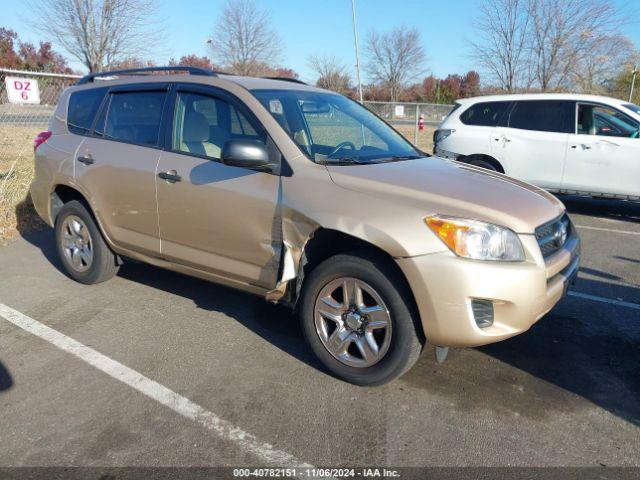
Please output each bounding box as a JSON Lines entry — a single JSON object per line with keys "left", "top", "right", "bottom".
{"left": 172, "top": 91, "right": 265, "bottom": 160}
{"left": 577, "top": 104, "right": 640, "bottom": 138}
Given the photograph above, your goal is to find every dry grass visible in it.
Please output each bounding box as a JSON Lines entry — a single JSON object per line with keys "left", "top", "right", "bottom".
{"left": 0, "top": 125, "right": 46, "bottom": 243}
{"left": 0, "top": 123, "right": 435, "bottom": 243}
{"left": 393, "top": 124, "right": 435, "bottom": 152}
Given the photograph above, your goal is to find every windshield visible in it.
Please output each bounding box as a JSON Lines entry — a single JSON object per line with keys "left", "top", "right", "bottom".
{"left": 251, "top": 89, "right": 421, "bottom": 164}
{"left": 622, "top": 103, "right": 640, "bottom": 116}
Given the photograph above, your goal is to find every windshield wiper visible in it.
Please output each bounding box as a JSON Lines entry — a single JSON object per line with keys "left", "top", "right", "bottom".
{"left": 389, "top": 155, "right": 423, "bottom": 161}
{"left": 317, "top": 156, "right": 369, "bottom": 165}
{"left": 318, "top": 154, "right": 424, "bottom": 165}
{"left": 368, "top": 155, "right": 424, "bottom": 163}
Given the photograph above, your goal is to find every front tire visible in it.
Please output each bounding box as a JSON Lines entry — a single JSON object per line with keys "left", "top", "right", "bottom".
{"left": 468, "top": 158, "right": 499, "bottom": 172}
{"left": 55, "top": 200, "right": 119, "bottom": 284}
{"left": 300, "top": 252, "right": 424, "bottom": 386}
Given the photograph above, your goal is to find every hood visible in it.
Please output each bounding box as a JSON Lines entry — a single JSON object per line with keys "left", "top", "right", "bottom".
{"left": 326, "top": 157, "right": 565, "bottom": 234}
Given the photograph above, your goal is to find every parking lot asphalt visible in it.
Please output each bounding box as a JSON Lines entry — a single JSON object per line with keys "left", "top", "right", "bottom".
{"left": 0, "top": 196, "right": 638, "bottom": 469}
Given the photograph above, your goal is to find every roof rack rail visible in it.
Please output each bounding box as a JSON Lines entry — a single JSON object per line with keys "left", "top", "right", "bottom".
{"left": 76, "top": 66, "right": 217, "bottom": 85}
{"left": 262, "top": 76, "right": 308, "bottom": 85}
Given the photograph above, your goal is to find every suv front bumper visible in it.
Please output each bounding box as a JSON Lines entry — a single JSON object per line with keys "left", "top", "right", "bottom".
{"left": 433, "top": 146, "right": 460, "bottom": 161}
{"left": 396, "top": 234, "right": 580, "bottom": 348}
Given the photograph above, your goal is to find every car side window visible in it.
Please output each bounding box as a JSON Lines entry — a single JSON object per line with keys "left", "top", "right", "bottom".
{"left": 101, "top": 91, "right": 167, "bottom": 147}
{"left": 67, "top": 87, "right": 107, "bottom": 135}
{"left": 578, "top": 104, "right": 640, "bottom": 138}
{"left": 459, "top": 101, "right": 509, "bottom": 127}
{"left": 508, "top": 101, "right": 574, "bottom": 133}
{"left": 173, "top": 91, "right": 265, "bottom": 159}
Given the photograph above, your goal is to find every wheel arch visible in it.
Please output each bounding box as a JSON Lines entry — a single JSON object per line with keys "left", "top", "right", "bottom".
{"left": 459, "top": 154, "right": 505, "bottom": 173}
{"left": 290, "top": 228, "right": 424, "bottom": 340}
{"left": 51, "top": 184, "right": 91, "bottom": 223}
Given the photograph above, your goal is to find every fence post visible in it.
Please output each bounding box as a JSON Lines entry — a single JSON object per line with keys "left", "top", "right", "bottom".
{"left": 413, "top": 104, "right": 419, "bottom": 146}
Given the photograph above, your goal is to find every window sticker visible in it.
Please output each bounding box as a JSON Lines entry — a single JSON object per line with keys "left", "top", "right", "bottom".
{"left": 269, "top": 99, "right": 283, "bottom": 115}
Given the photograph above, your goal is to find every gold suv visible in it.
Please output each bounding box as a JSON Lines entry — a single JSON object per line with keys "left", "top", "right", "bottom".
{"left": 30, "top": 67, "right": 580, "bottom": 385}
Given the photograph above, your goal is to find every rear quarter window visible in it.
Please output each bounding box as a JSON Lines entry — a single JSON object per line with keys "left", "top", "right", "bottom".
{"left": 460, "top": 101, "right": 510, "bottom": 127}
{"left": 67, "top": 88, "right": 107, "bottom": 135}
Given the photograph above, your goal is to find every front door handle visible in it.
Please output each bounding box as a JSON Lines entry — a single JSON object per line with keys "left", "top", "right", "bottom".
{"left": 158, "top": 170, "right": 182, "bottom": 183}
{"left": 77, "top": 155, "right": 94, "bottom": 165}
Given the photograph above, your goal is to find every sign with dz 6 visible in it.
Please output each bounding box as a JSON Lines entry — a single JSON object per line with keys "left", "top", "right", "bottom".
{"left": 5, "top": 76, "right": 41, "bottom": 104}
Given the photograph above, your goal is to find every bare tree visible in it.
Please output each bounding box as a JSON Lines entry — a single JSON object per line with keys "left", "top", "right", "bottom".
{"left": 28, "top": 0, "right": 161, "bottom": 72}
{"left": 364, "top": 27, "right": 426, "bottom": 101}
{"left": 308, "top": 55, "right": 352, "bottom": 94}
{"left": 209, "top": 0, "right": 282, "bottom": 76}
{"left": 527, "top": 0, "right": 625, "bottom": 91}
{"left": 572, "top": 35, "right": 637, "bottom": 94}
{"left": 469, "top": 0, "right": 529, "bottom": 92}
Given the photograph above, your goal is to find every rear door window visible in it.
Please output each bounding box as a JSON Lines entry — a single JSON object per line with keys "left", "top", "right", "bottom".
{"left": 67, "top": 88, "right": 107, "bottom": 135}
{"left": 102, "top": 91, "right": 167, "bottom": 147}
{"left": 508, "top": 101, "right": 574, "bottom": 133}
{"left": 460, "top": 101, "right": 510, "bottom": 127}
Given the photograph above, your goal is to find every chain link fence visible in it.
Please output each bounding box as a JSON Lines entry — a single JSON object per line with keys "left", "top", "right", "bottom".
{"left": 0, "top": 68, "right": 81, "bottom": 240}
{"left": 364, "top": 101, "right": 455, "bottom": 151}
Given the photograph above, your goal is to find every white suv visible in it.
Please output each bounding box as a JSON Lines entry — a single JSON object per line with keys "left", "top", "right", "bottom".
{"left": 434, "top": 94, "right": 640, "bottom": 200}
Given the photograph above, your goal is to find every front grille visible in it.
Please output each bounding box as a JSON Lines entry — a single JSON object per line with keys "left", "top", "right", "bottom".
{"left": 535, "top": 214, "right": 571, "bottom": 258}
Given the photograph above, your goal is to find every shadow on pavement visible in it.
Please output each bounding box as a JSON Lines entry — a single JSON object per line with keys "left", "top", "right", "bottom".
{"left": 19, "top": 227, "right": 66, "bottom": 274}
{"left": 117, "top": 261, "right": 322, "bottom": 372}
{"left": 0, "top": 361, "right": 13, "bottom": 392}
{"left": 478, "top": 275, "right": 640, "bottom": 427}
{"left": 18, "top": 229, "right": 321, "bottom": 370}
{"left": 559, "top": 195, "right": 640, "bottom": 224}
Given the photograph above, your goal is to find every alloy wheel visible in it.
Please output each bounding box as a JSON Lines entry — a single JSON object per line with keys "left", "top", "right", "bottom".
{"left": 314, "top": 277, "right": 392, "bottom": 368}
{"left": 60, "top": 215, "right": 93, "bottom": 273}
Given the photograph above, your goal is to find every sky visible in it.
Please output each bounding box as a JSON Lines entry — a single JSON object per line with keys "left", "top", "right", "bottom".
{"left": 3, "top": 0, "right": 640, "bottom": 82}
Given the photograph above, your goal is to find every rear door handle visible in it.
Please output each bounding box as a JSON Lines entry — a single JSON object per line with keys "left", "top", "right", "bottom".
{"left": 77, "top": 155, "right": 94, "bottom": 165}
{"left": 158, "top": 170, "right": 182, "bottom": 183}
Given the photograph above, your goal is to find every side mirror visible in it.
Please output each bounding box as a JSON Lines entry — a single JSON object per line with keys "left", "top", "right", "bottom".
{"left": 220, "top": 139, "right": 272, "bottom": 171}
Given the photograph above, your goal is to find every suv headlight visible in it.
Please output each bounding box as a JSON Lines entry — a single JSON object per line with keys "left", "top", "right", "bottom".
{"left": 426, "top": 216, "right": 525, "bottom": 261}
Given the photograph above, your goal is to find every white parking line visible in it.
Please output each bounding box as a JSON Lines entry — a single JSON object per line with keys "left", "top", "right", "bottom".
{"left": 568, "top": 291, "right": 640, "bottom": 311}
{"left": 575, "top": 225, "right": 640, "bottom": 236}
{"left": 0, "top": 303, "right": 312, "bottom": 469}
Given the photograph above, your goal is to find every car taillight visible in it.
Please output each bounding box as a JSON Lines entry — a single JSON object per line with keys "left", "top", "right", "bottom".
{"left": 34, "top": 131, "right": 52, "bottom": 152}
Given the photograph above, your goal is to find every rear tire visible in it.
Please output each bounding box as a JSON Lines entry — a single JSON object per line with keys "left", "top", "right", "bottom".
{"left": 55, "top": 200, "right": 119, "bottom": 284}
{"left": 300, "top": 252, "right": 423, "bottom": 386}
{"left": 469, "top": 158, "right": 500, "bottom": 172}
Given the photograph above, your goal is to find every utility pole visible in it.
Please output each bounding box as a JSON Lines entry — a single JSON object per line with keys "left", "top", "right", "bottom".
{"left": 351, "top": 0, "right": 364, "bottom": 103}
{"left": 630, "top": 64, "right": 638, "bottom": 103}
